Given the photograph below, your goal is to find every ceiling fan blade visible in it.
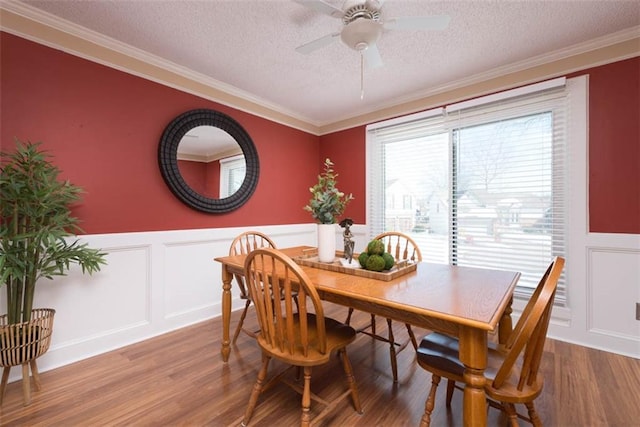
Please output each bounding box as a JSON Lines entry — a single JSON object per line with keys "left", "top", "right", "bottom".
{"left": 295, "top": 32, "right": 340, "bottom": 54}
{"left": 365, "top": 0, "right": 385, "bottom": 9}
{"left": 293, "top": 0, "right": 344, "bottom": 19}
{"left": 363, "top": 43, "right": 383, "bottom": 69}
{"left": 384, "top": 15, "right": 451, "bottom": 31}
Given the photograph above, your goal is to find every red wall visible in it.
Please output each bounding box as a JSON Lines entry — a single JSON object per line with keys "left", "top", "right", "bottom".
{"left": 321, "top": 57, "right": 640, "bottom": 234}
{"left": 2, "top": 32, "right": 638, "bottom": 235}
{"left": 1, "top": 32, "right": 320, "bottom": 234}
{"left": 319, "top": 127, "right": 366, "bottom": 224}
{"left": 176, "top": 159, "right": 222, "bottom": 198}
{"left": 579, "top": 58, "right": 640, "bottom": 233}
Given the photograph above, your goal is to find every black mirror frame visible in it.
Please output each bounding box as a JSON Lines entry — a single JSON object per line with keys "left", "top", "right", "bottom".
{"left": 158, "top": 109, "right": 259, "bottom": 213}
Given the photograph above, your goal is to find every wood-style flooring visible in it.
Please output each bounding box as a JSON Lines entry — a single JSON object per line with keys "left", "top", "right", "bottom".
{"left": 0, "top": 304, "right": 638, "bottom": 426}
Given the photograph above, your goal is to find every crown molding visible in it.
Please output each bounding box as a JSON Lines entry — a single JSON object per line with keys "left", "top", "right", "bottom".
{"left": 1, "top": 1, "right": 638, "bottom": 136}
{"left": 388, "top": 26, "right": 640, "bottom": 110}
{"left": 319, "top": 25, "right": 640, "bottom": 134}
{"left": 0, "top": 0, "right": 321, "bottom": 134}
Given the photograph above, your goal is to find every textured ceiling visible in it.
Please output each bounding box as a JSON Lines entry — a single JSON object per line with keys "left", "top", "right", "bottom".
{"left": 13, "top": 0, "right": 640, "bottom": 126}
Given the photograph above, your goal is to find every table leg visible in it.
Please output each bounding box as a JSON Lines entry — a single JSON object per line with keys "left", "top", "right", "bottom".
{"left": 221, "top": 265, "right": 233, "bottom": 362}
{"left": 458, "top": 326, "right": 488, "bottom": 427}
{"left": 498, "top": 295, "right": 513, "bottom": 346}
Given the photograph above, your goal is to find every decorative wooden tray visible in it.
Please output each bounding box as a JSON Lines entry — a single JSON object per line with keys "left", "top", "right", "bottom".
{"left": 292, "top": 250, "right": 417, "bottom": 282}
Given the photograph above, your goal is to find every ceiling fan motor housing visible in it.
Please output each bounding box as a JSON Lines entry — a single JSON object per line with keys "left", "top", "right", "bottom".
{"left": 342, "top": 3, "right": 381, "bottom": 25}
{"left": 340, "top": 4, "right": 383, "bottom": 52}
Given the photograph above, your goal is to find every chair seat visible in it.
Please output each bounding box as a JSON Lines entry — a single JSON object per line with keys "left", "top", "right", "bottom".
{"left": 417, "top": 333, "right": 466, "bottom": 380}
{"left": 418, "top": 333, "right": 512, "bottom": 377}
{"left": 417, "top": 333, "right": 544, "bottom": 403}
{"left": 258, "top": 313, "right": 356, "bottom": 366}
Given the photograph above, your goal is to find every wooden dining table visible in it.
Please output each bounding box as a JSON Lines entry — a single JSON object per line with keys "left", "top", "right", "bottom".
{"left": 214, "top": 246, "right": 520, "bottom": 427}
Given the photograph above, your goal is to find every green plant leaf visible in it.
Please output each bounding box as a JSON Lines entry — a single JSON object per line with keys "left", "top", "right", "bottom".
{"left": 303, "top": 158, "right": 353, "bottom": 224}
{"left": 1, "top": 139, "right": 108, "bottom": 324}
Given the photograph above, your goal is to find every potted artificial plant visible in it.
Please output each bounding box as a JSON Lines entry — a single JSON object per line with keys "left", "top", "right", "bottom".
{"left": 304, "top": 158, "right": 353, "bottom": 262}
{"left": 0, "top": 140, "right": 106, "bottom": 405}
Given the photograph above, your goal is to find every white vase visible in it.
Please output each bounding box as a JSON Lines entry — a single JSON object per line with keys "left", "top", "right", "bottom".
{"left": 317, "top": 223, "right": 336, "bottom": 263}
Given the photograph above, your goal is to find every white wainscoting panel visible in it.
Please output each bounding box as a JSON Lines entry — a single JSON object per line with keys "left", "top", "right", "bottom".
{"left": 1, "top": 223, "right": 319, "bottom": 382}
{"left": 548, "top": 232, "right": 640, "bottom": 359}
{"left": 6, "top": 220, "right": 636, "bottom": 383}
{"left": 36, "top": 244, "right": 152, "bottom": 343}
{"left": 163, "top": 239, "right": 224, "bottom": 320}
{"left": 588, "top": 248, "right": 640, "bottom": 340}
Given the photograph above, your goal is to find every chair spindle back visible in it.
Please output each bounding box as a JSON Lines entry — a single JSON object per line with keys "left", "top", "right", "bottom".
{"left": 229, "top": 231, "right": 276, "bottom": 298}
{"left": 244, "top": 248, "right": 327, "bottom": 357}
{"left": 374, "top": 231, "right": 423, "bottom": 262}
{"left": 492, "top": 256, "right": 565, "bottom": 391}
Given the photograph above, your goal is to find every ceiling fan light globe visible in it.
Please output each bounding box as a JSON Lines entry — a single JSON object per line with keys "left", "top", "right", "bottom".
{"left": 340, "top": 18, "right": 383, "bottom": 51}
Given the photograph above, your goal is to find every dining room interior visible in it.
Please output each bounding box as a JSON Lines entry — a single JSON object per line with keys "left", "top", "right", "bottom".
{"left": 1, "top": 0, "right": 639, "bottom": 425}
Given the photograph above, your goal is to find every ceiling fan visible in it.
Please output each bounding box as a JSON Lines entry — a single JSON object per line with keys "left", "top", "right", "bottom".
{"left": 294, "top": 0, "right": 450, "bottom": 69}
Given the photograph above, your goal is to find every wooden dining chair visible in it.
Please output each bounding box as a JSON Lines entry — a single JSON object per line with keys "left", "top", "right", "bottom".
{"left": 229, "top": 231, "right": 277, "bottom": 344}
{"left": 416, "top": 256, "right": 565, "bottom": 426}
{"left": 345, "top": 231, "right": 423, "bottom": 382}
{"left": 241, "top": 248, "right": 362, "bottom": 427}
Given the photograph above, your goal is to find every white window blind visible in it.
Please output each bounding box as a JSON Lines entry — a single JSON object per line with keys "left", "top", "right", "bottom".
{"left": 367, "top": 109, "right": 450, "bottom": 263}
{"left": 366, "top": 81, "right": 568, "bottom": 305}
{"left": 220, "top": 155, "right": 246, "bottom": 198}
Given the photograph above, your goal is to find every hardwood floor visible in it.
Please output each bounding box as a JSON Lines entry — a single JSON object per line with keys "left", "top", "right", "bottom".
{"left": 0, "top": 304, "right": 638, "bottom": 426}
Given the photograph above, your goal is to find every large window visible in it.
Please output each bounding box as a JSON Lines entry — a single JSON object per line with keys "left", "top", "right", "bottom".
{"left": 367, "top": 79, "right": 567, "bottom": 303}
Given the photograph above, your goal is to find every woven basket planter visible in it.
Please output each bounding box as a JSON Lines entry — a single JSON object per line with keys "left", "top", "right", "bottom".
{"left": 0, "top": 308, "right": 55, "bottom": 406}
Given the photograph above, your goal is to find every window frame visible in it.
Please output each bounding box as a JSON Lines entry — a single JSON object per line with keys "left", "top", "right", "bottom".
{"left": 365, "top": 76, "right": 586, "bottom": 313}
{"left": 219, "top": 154, "right": 246, "bottom": 198}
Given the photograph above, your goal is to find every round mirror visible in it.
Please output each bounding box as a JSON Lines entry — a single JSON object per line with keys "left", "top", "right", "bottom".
{"left": 158, "top": 109, "right": 259, "bottom": 213}
{"left": 177, "top": 126, "right": 244, "bottom": 199}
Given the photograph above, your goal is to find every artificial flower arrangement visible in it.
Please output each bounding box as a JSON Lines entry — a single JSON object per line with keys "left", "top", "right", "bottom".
{"left": 304, "top": 158, "right": 353, "bottom": 224}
